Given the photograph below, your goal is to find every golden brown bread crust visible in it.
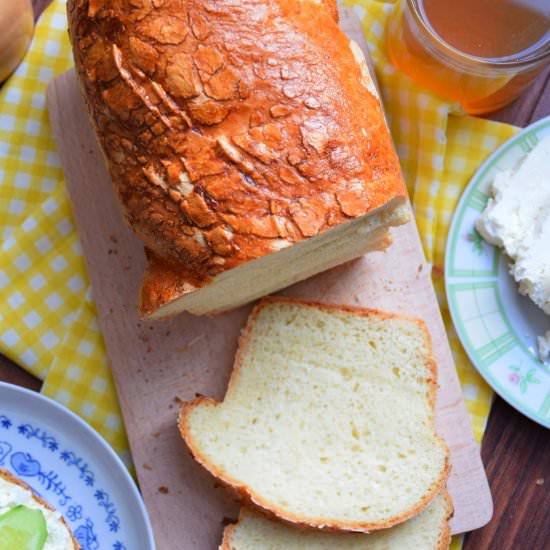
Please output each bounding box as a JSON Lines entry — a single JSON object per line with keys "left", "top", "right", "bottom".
{"left": 219, "top": 491, "right": 453, "bottom": 549}
{"left": 322, "top": 0, "right": 339, "bottom": 22}
{"left": 436, "top": 491, "right": 454, "bottom": 550}
{"left": 179, "top": 297, "right": 450, "bottom": 533}
{"left": 138, "top": 247, "right": 203, "bottom": 314}
{"left": 0, "top": 468, "right": 80, "bottom": 549}
{"left": 68, "top": 0, "right": 406, "bottom": 288}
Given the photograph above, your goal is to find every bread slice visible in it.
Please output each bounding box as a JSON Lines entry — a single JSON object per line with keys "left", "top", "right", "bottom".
{"left": 220, "top": 492, "right": 453, "bottom": 550}
{"left": 0, "top": 468, "right": 78, "bottom": 549}
{"left": 179, "top": 298, "right": 450, "bottom": 532}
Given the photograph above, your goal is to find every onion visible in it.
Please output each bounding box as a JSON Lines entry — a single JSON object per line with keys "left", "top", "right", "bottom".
{"left": 0, "top": 0, "right": 34, "bottom": 83}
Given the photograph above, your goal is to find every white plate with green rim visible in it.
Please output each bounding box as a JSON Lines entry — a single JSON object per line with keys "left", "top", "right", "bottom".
{"left": 445, "top": 115, "right": 550, "bottom": 429}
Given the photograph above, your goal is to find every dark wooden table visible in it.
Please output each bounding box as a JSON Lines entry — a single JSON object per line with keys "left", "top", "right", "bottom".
{"left": 1, "top": 2, "right": 549, "bottom": 549}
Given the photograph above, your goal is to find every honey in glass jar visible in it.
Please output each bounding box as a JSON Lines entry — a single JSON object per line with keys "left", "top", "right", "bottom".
{"left": 386, "top": 0, "right": 550, "bottom": 114}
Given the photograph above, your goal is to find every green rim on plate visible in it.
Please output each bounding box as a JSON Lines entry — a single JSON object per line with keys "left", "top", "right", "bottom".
{"left": 445, "top": 115, "right": 550, "bottom": 429}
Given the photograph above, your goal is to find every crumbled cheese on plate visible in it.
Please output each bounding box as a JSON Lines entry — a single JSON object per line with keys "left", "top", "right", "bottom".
{"left": 476, "top": 135, "right": 550, "bottom": 361}
{"left": 538, "top": 331, "right": 550, "bottom": 364}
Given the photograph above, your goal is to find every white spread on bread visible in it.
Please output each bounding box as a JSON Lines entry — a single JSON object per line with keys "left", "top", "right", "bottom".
{"left": 0, "top": 474, "right": 74, "bottom": 550}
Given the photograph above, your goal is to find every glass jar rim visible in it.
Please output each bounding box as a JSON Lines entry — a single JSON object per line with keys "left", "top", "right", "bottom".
{"left": 407, "top": 0, "right": 550, "bottom": 69}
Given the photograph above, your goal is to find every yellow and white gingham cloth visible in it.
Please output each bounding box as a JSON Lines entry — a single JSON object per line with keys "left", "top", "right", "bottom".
{"left": 0, "top": 0, "right": 517, "bottom": 541}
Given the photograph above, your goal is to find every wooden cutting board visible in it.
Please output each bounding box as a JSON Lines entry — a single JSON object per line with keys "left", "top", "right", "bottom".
{"left": 47, "top": 10, "right": 492, "bottom": 548}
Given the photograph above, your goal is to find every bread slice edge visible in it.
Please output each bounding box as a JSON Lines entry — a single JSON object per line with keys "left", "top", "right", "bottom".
{"left": 218, "top": 490, "right": 454, "bottom": 550}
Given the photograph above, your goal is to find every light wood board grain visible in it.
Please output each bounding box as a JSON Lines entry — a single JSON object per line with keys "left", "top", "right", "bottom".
{"left": 46, "top": 13, "right": 492, "bottom": 549}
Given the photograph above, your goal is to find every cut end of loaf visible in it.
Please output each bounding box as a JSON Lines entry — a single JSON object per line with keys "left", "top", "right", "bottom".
{"left": 179, "top": 297, "right": 450, "bottom": 532}
{"left": 140, "top": 199, "right": 408, "bottom": 318}
{"left": 219, "top": 491, "right": 453, "bottom": 550}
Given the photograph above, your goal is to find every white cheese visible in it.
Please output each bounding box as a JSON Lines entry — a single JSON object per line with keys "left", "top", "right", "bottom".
{"left": 476, "top": 135, "right": 550, "bottom": 316}
{"left": 538, "top": 330, "right": 550, "bottom": 363}
{"left": 0, "top": 475, "right": 74, "bottom": 550}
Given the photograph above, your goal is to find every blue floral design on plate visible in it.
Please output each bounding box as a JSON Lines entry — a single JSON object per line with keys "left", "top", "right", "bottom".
{"left": 17, "top": 423, "right": 59, "bottom": 451}
{"left": 10, "top": 451, "right": 72, "bottom": 506}
{"left": 0, "top": 415, "right": 12, "bottom": 429}
{"left": 0, "top": 383, "right": 155, "bottom": 550}
{"left": 75, "top": 519, "right": 100, "bottom": 550}
{"left": 60, "top": 450, "right": 95, "bottom": 486}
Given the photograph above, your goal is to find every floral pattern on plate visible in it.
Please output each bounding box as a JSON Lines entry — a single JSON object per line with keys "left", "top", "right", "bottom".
{"left": 0, "top": 383, "right": 155, "bottom": 549}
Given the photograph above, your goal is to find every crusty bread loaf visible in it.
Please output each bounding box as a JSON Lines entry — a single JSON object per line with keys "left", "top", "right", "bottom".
{"left": 67, "top": 0, "right": 408, "bottom": 318}
{"left": 220, "top": 492, "right": 453, "bottom": 550}
{"left": 179, "top": 298, "right": 450, "bottom": 532}
{"left": 0, "top": 468, "right": 78, "bottom": 550}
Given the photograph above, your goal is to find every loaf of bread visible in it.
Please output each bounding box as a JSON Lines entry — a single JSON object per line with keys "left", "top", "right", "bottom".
{"left": 0, "top": 468, "right": 78, "bottom": 549}
{"left": 179, "top": 298, "right": 450, "bottom": 532}
{"left": 220, "top": 492, "right": 453, "bottom": 549}
{"left": 67, "top": 0, "right": 408, "bottom": 318}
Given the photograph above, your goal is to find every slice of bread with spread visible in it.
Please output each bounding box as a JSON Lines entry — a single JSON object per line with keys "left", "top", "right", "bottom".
{"left": 179, "top": 298, "right": 450, "bottom": 532}
{"left": 220, "top": 491, "right": 453, "bottom": 550}
{"left": 0, "top": 468, "right": 78, "bottom": 550}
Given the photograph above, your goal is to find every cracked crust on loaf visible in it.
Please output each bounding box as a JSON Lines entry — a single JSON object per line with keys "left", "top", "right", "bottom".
{"left": 68, "top": 0, "right": 408, "bottom": 317}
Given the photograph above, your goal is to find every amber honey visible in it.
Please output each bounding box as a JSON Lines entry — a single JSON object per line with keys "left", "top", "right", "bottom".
{"left": 387, "top": 0, "right": 550, "bottom": 114}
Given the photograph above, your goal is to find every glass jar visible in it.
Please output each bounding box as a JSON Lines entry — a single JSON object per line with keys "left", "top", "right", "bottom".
{"left": 386, "top": 0, "right": 550, "bottom": 114}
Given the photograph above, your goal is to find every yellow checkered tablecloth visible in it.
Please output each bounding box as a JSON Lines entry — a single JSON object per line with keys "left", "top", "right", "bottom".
{"left": 346, "top": 2, "right": 519, "bottom": 442}
{"left": 0, "top": 0, "right": 517, "bottom": 543}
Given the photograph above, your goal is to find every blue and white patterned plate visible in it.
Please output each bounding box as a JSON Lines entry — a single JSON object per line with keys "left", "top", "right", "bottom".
{"left": 445, "top": 115, "right": 550, "bottom": 429}
{"left": 0, "top": 382, "right": 156, "bottom": 549}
